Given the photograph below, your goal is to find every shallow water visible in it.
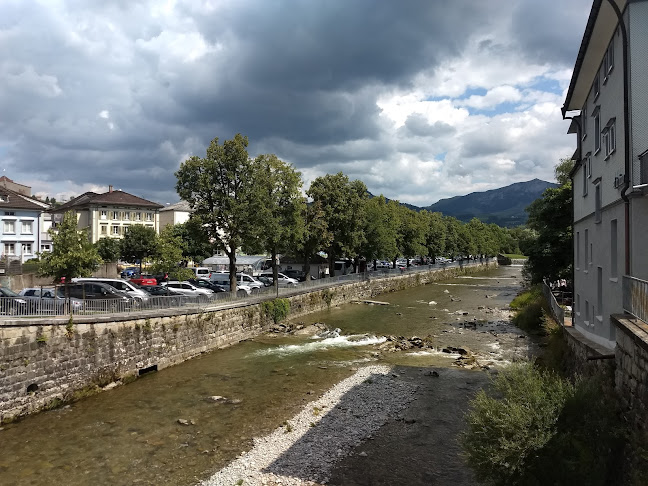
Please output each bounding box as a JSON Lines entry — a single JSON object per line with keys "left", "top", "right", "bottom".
{"left": 0, "top": 266, "right": 522, "bottom": 486}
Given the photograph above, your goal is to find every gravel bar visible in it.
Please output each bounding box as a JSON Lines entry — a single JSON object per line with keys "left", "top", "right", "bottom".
{"left": 200, "top": 364, "right": 418, "bottom": 486}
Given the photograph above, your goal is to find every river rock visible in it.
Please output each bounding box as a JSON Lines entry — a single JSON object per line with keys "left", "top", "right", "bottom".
{"left": 428, "top": 301, "right": 437, "bottom": 305}
{"left": 177, "top": 419, "right": 190, "bottom": 426}
{"left": 443, "top": 289, "right": 450, "bottom": 293}
{"left": 207, "top": 396, "right": 226, "bottom": 402}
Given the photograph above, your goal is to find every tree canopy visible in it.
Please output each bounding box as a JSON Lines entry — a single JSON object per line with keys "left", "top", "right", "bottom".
{"left": 120, "top": 224, "right": 158, "bottom": 273}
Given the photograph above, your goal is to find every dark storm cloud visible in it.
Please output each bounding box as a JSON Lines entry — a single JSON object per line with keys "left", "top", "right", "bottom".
{"left": 0, "top": 0, "right": 584, "bottom": 204}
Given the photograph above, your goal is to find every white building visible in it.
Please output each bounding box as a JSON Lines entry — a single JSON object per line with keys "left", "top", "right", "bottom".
{"left": 563, "top": 0, "right": 648, "bottom": 349}
{"left": 159, "top": 201, "right": 191, "bottom": 229}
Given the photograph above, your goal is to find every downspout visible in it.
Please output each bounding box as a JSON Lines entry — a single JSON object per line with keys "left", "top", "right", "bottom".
{"left": 605, "top": 0, "right": 631, "bottom": 275}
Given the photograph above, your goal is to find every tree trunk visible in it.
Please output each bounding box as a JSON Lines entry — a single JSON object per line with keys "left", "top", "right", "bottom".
{"left": 373, "top": 259, "right": 377, "bottom": 270}
{"left": 272, "top": 247, "right": 279, "bottom": 297}
{"left": 228, "top": 248, "right": 237, "bottom": 293}
{"left": 303, "top": 253, "right": 311, "bottom": 280}
{"left": 328, "top": 255, "right": 335, "bottom": 277}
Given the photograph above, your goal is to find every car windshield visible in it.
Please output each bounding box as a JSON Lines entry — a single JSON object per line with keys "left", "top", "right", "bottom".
{"left": 0, "top": 287, "right": 20, "bottom": 297}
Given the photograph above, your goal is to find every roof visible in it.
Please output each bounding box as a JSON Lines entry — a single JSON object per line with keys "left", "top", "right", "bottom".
{"left": 563, "top": 0, "right": 627, "bottom": 113}
{"left": 0, "top": 186, "right": 48, "bottom": 211}
{"left": 160, "top": 200, "right": 192, "bottom": 212}
{"left": 202, "top": 255, "right": 270, "bottom": 266}
{"left": 53, "top": 190, "right": 163, "bottom": 212}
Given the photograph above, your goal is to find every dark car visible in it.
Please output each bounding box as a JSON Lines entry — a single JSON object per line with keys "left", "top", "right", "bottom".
{"left": 141, "top": 285, "right": 184, "bottom": 296}
{"left": 0, "top": 287, "right": 28, "bottom": 315}
{"left": 120, "top": 266, "right": 139, "bottom": 278}
{"left": 188, "top": 278, "right": 227, "bottom": 293}
{"left": 65, "top": 282, "right": 133, "bottom": 311}
{"left": 283, "top": 269, "right": 308, "bottom": 282}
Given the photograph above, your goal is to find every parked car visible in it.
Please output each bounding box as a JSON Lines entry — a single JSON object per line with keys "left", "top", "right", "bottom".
{"left": 140, "top": 285, "right": 184, "bottom": 296}
{"left": 120, "top": 266, "right": 139, "bottom": 278}
{"left": 73, "top": 278, "right": 150, "bottom": 302}
{"left": 283, "top": 269, "right": 308, "bottom": 282}
{"left": 187, "top": 278, "right": 227, "bottom": 293}
{"left": 129, "top": 274, "right": 157, "bottom": 286}
{"left": 258, "top": 272, "right": 298, "bottom": 287}
{"left": 210, "top": 275, "right": 252, "bottom": 296}
{"left": 0, "top": 287, "right": 28, "bottom": 315}
{"left": 18, "top": 287, "right": 83, "bottom": 313}
{"left": 64, "top": 282, "right": 133, "bottom": 311}
{"left": 161, "top": 281, "right": 214, "bottom": 297}
{"left": 189, "top": 267, "right": 212, "bottom": 279}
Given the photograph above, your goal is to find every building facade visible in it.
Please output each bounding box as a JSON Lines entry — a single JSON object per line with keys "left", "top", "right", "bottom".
{"left": 159, "top": 201, "right": 191, "bottom": 229}
{"left": 0, "top": 187, "right": 49, "bottom": 262}
{"left": 564, "top": 0, "right": 648, "bottom": 349}
{"left": 51, "top": 186, "right": 163, "bottom": 243}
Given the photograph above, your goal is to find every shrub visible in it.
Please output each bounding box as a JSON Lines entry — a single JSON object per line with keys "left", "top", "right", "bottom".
{"left": 261, "top": 298, "right": 290, "bottom": 324}
{"left": 461, "top": 362, "right": 624, "bottom": 486}
{"left": 510, "top": 286, "right": 548, "bottom": 333}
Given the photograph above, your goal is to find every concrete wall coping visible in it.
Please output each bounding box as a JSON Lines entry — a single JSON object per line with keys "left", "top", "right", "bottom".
{"left": 612, "top": 313, "right": 648, "bottom": 353}
{"left": 565, "top": 325, "right": 615, "bottom": 356}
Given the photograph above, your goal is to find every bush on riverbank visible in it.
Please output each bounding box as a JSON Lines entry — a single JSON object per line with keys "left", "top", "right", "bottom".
{"left": 509, "top": 286, "right": 547, "bottom": 333}
{"left": 461, "top": 362, "right": 624, "bottom": 486}
{"left": 262, "top": 298, "right": 291, "bottom": 324}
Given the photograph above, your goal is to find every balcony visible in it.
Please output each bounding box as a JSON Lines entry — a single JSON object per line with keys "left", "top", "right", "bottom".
{"left": 623, "top": 275, "right": 648, "bottom": 324}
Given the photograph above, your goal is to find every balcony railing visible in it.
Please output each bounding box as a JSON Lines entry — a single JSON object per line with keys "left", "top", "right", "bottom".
{"left": 623, "top": 275, "right": 648, "bottom": 324}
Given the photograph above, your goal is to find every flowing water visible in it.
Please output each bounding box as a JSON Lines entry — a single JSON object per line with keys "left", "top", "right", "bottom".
{"left": 0, "top": 266, "right": 523, "bottom": 486}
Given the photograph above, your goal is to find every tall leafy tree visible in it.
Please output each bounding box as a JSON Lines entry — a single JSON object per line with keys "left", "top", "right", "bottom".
{"left": 172, "top": 218, "right": 213, "bottom": 265}
{"left": 421, "top": 210, "right": 446, "bottom": 262}
{"left": 120, "top": 225, "right": 158, "bottom": 273}
{"left": 95, "top": 236, "right": 122, "bottom": 275}
{"left": 361, "top": 196, "right": 398, "bottom": 269}
{"left": 524, "top": 160, "right": 573, "bottom": 284}
{"left": 297, "top": 201, "right": 332, "bottom": 278}
{"left": 39, "top": 211, "right": 101, "bottom": 292}
{"left": 175, "top": 134, "right": 262, "bottom": 291}
{"left": 307, "top": 172, "right": 368, "bottom": 276}
{"left": 253, "top": 154, "right": 305, "bottom": 291}
{"left": 444, "top": 216, "right": 462, "bottom": 259}
{"left": 151, "top": 225, "right": 194, "bottom": 281}
{"left": 396, "top": 205, "right": 427, "bottom": 266}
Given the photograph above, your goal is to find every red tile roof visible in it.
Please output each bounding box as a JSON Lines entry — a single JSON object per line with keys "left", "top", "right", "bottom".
{"left": 53, "top": 190, "right": 163, "bottom": 212}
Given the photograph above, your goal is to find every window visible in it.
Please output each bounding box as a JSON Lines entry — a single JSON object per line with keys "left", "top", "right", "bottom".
{"left": 585, "top": 299, "right": 590, "bottom": 325}
{"left": 123, "top": 225, "right": 130, "bottom": 234}
{"left": 100, "top": 210, "right": 107, "bottom": 220}
{"left": 4, "top": 211, "right": 14, "bottom": 216}
{"left": 101, "top": 225, "right": 108, "bottom": 235}
{"left": 4, "top": 243, "right": 15, "bottom": 255}
{"left": 22, "top": 243, "right": 32, "bottom": 255}
{"left": 145, "top": 212, "right": 153, "bottom": 222}
{"left": 41, "top": 244, "right": 51, "bottom": 252}
{"left": 611, "top": 219, "right": 618, "bottom": 278}
{"left": 641, "top": 150, "right": 648, "bottom": 185}
{"left": 603, "top": 119, "right": 616, "bottom": 158}
{"left": 594, "top": 182, "right": 602, "bottom": 223}
{"left": 3, "top": 221, "right": 15, "bottom": 233}
{"left": 593, "top": 73, "right": 600, "bottom": 99}
{"left": 582, "top": 106, "right": 587, "bottom": 139}
{"left": 21, "top": 221, "right": 33, "bottom": 234}
{"left": 584, "top": 229, "right": 589, "bottom": 268}
{"left": 112, "top": 225, "right": 120, "bottom": 235}
{"left": 576, "top": 294, "right": 581, "bottom": 316}
{"left": 604, "top": 39, "right": 614, "bottom": 76}
{"left": 124, "top": 212, "right": 130, "bottom": 221}
{"left": 576, "top": 231, "right": 580, "bottom": 269}
{"left": 597, "top": 267, "right": 603, "bottom": 318}
{"left": 136, "top": 212, "right": 141, "bottom": 221}
{"left": 112, "top": 211, "right": 119, "bottom": 220}
{"left": 593, "top": 108, "right": 601, "bottom": 153}
{"left": 583, "top": 162, "right": 588, "bottom": 196}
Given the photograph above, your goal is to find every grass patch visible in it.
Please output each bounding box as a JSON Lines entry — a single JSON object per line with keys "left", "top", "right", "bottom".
{"left": 502, "top": 253, "right": 528, "bottom": 259}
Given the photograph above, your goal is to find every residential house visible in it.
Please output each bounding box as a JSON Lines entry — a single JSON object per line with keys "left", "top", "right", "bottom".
{"left": 51, "top": 186, "right": 163, "bottom": 243}
{"left": 159, "top": 200, "right": 191, "bottom": 229}
{"left": 563, "top": 0, "right": 648, "bottom": 349}
{"left": 0, "top": 186, "right": 49, "bottom": 262}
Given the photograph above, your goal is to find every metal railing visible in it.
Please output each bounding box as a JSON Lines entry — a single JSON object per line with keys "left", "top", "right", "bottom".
{"left": 623, "top": 275, "right": 648, "bottom": 324}
{"left": 0, "top": 258, "right": 494, "bottom": 321}
{"left": 542, "top": 280, "right": 566, "bottom": 326}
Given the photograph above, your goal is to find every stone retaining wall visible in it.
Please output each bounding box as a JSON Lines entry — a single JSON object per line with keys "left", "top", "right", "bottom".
{"left": 0, "top": 262, "right": 496, "bottom": 423}
{"left": 612, "top": 315, "right": 648, "bottom": 428}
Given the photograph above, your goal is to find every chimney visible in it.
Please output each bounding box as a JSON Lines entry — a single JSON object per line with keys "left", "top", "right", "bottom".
{"left": 108, "top": 185, "right": 113, "bottom": 193}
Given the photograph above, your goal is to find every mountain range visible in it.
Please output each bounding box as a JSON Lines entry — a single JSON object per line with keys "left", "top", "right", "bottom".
{"left": 382, "top": 179, "right": 557, "bottom": 227}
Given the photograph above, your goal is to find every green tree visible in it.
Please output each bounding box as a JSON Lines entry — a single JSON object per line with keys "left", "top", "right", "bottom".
{"left": 172, "top": 218, "right": 213, "bottom": 265}
{"left": 297, "top": 201, "right": 332, "bottom": 278}
{"left": 307, "top": 172, "right": 368, "bottom": 276}
{"left": 361, "top": 196, "right": 398, "bottom": 269}
{"left": 39, "top": 211, "right": 101, "bottom": 292}
{"left": 94, "top": 236, "right": 122, "bottom": 275}
{"left": 421, "top": 210, "right": 446, "bottom": 262}
{"left": 253, "top": 154, "right": 305, "bottom": 292}
{"left": 175, "top": 134, "right": 262, "bottom": 291}
{"left": 151, "top": 225, "right": 194, "bottom": 281}
{"left": 524, "top": 159, "right": 574, "bottom": 284}
{"left": 443, "top": 216, "right": 461, "bottom": 259}
{"left": 120, "top": 224, "right": 158, "bottom": 273}
{"left": 396, "top": 205, "right": 426, "bottom": 266}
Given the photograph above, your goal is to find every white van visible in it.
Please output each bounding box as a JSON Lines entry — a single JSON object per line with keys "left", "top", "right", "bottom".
{"left": 190, "top": 267, "right": 211, "bottom": 279}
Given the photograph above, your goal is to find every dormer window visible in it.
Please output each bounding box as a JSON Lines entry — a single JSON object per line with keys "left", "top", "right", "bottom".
{"left": 0, "top": 195, "right": 7, "bottom": 203}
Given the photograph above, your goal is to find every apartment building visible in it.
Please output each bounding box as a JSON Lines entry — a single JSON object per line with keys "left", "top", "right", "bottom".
{"left": 51, "top": 186, "right": 163, "bottom": 243}
{"left": 563, "top": 0, "right": 648, "bottom": 349}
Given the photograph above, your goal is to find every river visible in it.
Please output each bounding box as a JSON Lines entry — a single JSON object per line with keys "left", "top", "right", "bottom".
{"left": 0, "top": 265, "right": 526, "bottom": 486}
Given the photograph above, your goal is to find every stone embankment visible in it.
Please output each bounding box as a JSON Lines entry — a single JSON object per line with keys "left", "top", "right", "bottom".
{"left": 0, "top": 262, "right": 496, "bottom": 423}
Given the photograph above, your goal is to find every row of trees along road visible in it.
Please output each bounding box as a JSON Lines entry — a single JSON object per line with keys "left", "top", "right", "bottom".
{"left": 176, "top": 134, "right": 527, "bottom": 292}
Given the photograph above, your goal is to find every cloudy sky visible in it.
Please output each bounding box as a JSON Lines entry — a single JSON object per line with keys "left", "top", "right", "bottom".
{"left": 0, "top": 0, "right": 591, "bottom": 207}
